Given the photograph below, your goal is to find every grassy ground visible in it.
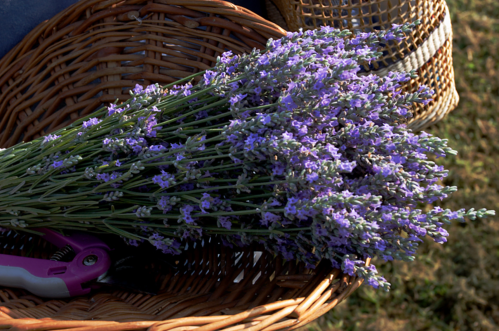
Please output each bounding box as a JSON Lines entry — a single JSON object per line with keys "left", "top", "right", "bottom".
{"left": 302, "top": 0, "right": 499, "bottom": 330}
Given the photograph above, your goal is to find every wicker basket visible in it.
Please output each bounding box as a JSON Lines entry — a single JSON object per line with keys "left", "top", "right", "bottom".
{"left": 0, "top": 232, "right": 367, "bottom": 331}
{"left": 0, "top": 0, "right": 287, "bottom": 148}
{"left": 0, "top": 1, "right": 366, "bottom": 330}
{"left": 268, "top": 0, "right": 459, "bottom": 130}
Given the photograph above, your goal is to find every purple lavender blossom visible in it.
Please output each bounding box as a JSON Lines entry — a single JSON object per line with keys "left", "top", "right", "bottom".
{"left": 200, "top": 193, "right": 212, "bottom": 212}
{"left": 43, "top": 134, "right": 60, "bottom": 144}
{"left": 229, "top": 94, "right": 247, "bottom": 106}
{"left": 107, "top": 104, "right": 122, "bottom": 116}
{"left": 145, "top": 84, "right": 160, "bottom": 94}
{"left": 109, "top": 172, "right": 122, "bottom": 188}
{"left": 133, "top": 84, "right": 144, "bottom": 94}
{"left": 152, "top": 171, "right": 175, "bottom": 189}
{"left": 180, "top": 205, "right": 195, "bottom": 224}
{"left": 148, "top": 232, "right": 181, "bottom": 255}
{"left": 157, "top": 196, "right": 175, "bottom": 213}
{"left": 82, "top": 118, "right": 102, "bottom": 129}
{"left": 149, "top": 145, "right": 166, "bottom": 152}
{"left": 52, "top": 161, "right": 64, "bottom": 168}
{"left": 96, "top": 173, "right": 110, "bottom": 182}
{"left": 218, "top": 216, "right": 232, "bottom": 230}
{"left": 22, "top": 22, "right": 489, "bottom": 295}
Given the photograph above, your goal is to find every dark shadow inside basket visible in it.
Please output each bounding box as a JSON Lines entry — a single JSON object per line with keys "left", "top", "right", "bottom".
{"left": 1, "top": 230, "right": 353, "bottom": 323}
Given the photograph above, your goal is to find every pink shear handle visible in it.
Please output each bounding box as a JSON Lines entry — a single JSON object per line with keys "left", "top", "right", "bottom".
{"left": 0, "top": 229, "right": 111, "bottom": 298}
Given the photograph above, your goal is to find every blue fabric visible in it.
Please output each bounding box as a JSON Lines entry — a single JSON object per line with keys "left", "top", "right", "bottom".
{"left": 0, "top": 0, "right": 265, "bottom": 59}
{"left": 0, "top": 0, "right": 80, "bottom": 58}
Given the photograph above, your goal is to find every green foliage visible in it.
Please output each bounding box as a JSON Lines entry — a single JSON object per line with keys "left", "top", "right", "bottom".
{"left": 301, "top": 0, "right": 499, "bottom": 329}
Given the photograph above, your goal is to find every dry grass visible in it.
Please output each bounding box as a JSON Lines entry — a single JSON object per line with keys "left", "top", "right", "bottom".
{"left": 301, "top": 0, "right": 499, "bottom": 330}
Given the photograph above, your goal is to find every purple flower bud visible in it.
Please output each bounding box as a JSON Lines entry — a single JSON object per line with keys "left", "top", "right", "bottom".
{"left": 342, "top": 258, "right": 356, "bottom": 276}
{"left": 150, "top": 145, "right": 166, "bottom": 152}
{"left": 218, "top": 216, "right": 232, "bottom": 230}
{"left": 82, "top": 117, "right": 102, "bottom": 129}
{"left": 52, "top": 161, "right": 64, "bottom": 168}
{"left": 133, "top": 84, "right": 144, "bottom": 94}
{"left": 180, "top": 205, "right": 195, "bottom": 224}
{"left": 43, "top": 134, "right": 61, "bottom": 144}
{"left": 96, "top": 173, "right": 110, "bottom": 182}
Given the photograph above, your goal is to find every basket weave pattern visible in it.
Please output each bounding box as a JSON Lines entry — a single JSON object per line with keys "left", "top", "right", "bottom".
{"left": 269, "top": 0, "right": 459, "bottom": 130}
{"left": 404, "top": 37, "right": 458, "bottom": 129}
{"left": 0, "top": 1, "right": 367, "bottom": 330}
{"left": 0, "top": 0, "right": 286, "bottom": 148}
{"left": 271, "top": 0, "right": 446, "bottom": 68}
{"left": 0, "top": 239, "right": 367, "bottom": 331}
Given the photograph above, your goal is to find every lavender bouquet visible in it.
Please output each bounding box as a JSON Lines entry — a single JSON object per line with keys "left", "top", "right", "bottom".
{"left": 0, "top": 25, "right": 493, "bottom": 291}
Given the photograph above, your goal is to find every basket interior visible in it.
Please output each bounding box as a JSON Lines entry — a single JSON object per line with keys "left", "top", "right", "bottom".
{"left": 0, "top": 0, "right": 286, "bottom": 148}
{"left": 0, "top": 231, "right": 354, "bottom": 328}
